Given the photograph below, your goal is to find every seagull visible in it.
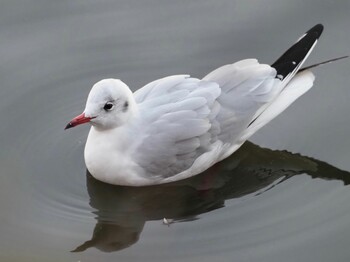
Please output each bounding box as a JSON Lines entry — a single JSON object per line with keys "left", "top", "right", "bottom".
{"left": 66, "top": 24, "right": 324, "bottom": 186}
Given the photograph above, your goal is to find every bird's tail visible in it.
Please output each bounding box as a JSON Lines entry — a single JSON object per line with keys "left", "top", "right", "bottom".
{"left": 245, "top": 54, "right": 349, "bottom": 136}
{"left": 247, "top": 25, "right": 348, "bottom": 135}
{"left": 243, "top": 24, "right": 324, "bottom": 138}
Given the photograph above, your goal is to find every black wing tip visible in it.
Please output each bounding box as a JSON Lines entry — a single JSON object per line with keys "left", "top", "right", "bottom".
{"left": 306, "top": 24, "right": 324, "bottom": 39}
{"left": 271, "top": 24, "right": 324, "bottom": 80}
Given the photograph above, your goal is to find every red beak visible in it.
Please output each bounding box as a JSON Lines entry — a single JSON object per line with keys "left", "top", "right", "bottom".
{"left": 65, "top": 113, "right": 94, "bottom": 130}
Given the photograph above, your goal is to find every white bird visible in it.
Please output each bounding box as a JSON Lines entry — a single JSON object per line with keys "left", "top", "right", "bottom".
{"left": 66, "top": 24, "right": 323, "bottom": 186}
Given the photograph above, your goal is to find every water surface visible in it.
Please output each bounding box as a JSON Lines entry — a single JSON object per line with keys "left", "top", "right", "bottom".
{"left": 0, "top": 1, "right": 350, "bottom": 261}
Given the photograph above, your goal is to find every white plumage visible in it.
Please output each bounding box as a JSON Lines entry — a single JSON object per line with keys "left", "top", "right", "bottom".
{"left": 66, "top": 24, "right": 323, "bottom": 186}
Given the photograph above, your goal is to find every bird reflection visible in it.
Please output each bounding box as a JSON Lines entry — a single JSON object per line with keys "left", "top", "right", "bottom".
{"left": 72, "top": 141, "right": 350, "bottom": 253}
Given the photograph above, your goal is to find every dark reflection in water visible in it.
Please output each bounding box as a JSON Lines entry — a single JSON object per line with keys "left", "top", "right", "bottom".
{"left": 73, "top": 141, "right": 350, "bottom": 253}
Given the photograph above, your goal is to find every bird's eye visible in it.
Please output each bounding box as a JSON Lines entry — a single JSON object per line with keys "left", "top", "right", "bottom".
{"left": 103, "top": 102, "right": 114, "bottom": 111}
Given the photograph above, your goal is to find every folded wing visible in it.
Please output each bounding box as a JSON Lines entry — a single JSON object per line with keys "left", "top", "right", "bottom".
{"left": 132, "top": 62, "right": 281, "bottom": 180}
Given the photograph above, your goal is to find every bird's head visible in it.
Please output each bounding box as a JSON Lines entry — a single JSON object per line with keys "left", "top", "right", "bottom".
{"left": 65, "top": 79, "right": 136, "bottom": 130}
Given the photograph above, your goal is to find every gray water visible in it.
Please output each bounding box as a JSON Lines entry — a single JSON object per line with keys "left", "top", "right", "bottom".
{"left": 0, "top": 0, "right": 350, "bottom": 261}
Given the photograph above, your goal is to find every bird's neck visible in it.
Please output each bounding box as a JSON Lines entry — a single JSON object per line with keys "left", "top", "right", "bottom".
{"left": 89, "top": 124, "right": 132, "bottom": 151}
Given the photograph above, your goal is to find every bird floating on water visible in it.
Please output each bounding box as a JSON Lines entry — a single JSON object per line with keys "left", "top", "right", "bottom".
{"left": 66, "top": 24, "right": 342, "bottom": 186}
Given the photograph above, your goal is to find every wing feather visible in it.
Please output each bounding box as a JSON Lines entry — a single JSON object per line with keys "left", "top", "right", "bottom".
{"left": 131, "top": 58, "right": 308, "bottom": 180}
{"left": 133, "top": 76, "right": 222, "bottom": 178}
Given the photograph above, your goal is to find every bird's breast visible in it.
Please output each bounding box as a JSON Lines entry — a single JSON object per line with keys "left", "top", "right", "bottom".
{"left": 83, "top": 127, "right": 150, "bottom": 186}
